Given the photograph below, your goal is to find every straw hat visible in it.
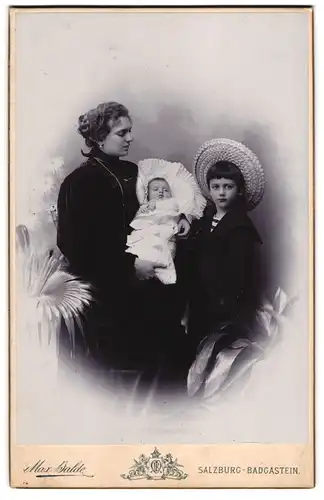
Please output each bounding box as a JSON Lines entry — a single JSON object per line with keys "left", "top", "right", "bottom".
{"left": 193, "top": 138, "right": 265, "bottom": 211}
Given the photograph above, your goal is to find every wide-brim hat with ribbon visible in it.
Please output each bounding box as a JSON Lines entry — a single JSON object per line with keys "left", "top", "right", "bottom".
{"left": 193, "top": 138, "right": 265, "bottom": 211}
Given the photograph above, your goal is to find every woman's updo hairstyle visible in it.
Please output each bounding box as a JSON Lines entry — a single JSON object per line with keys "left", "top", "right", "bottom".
{"left": 78, "top": 102, "right": 131, "bottom": 148}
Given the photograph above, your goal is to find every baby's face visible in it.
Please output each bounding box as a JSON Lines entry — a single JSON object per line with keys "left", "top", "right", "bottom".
{"left": 148, "top": 179, "right": 171, "bottom": 200}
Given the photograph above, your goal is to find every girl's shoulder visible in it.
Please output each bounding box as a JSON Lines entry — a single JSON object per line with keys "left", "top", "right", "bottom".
{"left": 225, "top": 210, "right": 262, "bottom": 244}
{"left": 193, "top": 203, "right": 215, "bottom": 225}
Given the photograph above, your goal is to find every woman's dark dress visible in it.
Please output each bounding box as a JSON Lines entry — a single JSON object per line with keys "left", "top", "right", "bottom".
{"left": 187, "top": 204, "right": 262, "bottom": 361}
{"left": 57, "top": 147, "right": 140, "bottom": 372}
{"left": 57, "top": 147, "right": 187, "bottom": 388}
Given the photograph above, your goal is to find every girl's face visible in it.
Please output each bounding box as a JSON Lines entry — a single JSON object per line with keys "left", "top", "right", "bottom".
{"left": 209, "top": 177, "right": 238, "bottom": 211}
{"left": 100, "top": 116, "right": 133, "bottom": 157}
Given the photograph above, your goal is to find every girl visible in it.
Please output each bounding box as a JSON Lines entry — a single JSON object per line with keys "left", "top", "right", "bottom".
{"left": 187, "top": 138, "right": 265, "bottom": 360}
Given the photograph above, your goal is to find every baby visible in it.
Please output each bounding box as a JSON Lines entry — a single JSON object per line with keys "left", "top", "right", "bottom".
{"left": 126, "top": 177, "right": 181, "bottom": 284}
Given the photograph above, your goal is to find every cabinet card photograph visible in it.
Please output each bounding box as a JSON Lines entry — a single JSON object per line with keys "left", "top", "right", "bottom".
{"left": 9, "top": 6, "right": 314, "bottom": 488}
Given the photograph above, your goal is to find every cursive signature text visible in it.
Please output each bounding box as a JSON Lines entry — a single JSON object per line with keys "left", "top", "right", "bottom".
{"left": 23, "top": 460, "right": 94, "bottom": 478}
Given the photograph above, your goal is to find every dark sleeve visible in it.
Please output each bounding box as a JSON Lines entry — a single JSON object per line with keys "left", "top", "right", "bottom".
{"left": 57, "top": 169, "right": 136, "bottom": 287}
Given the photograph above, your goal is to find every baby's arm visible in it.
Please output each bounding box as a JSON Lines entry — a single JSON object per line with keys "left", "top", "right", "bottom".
{"left": 137, "top": 201, "right": 156, "bottom": 215}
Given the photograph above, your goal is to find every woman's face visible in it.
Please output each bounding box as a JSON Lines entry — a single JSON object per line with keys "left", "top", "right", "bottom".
{"left": 100, "top": 116, "right": 133, "bottom": 157}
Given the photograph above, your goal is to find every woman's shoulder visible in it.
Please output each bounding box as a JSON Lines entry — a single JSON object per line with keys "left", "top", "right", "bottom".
{"left": 59, "top": 160, "right": 112, "bottom": 199}
{"left": 63, "top": 158, "right": 109, "bottom": 182}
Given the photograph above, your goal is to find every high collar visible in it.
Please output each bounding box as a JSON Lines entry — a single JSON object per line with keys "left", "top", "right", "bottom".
{"left": 82, "top": 146, "right": 130, "bottom": 176}
{"left": 91, "top": 146, "right": 121, "bottom": 164}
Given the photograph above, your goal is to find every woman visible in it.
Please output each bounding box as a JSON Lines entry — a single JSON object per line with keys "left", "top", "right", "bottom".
{"left": 57, "top": 101, "right": 190, "bottom": 389}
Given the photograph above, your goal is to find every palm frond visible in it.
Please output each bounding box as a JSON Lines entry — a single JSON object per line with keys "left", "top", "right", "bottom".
{"left": 204, "top": 339, "right": 253, "bottom": 398}
{"left": 187, "top": 332, "right": 227, "bottom": 397}
{"left": 17, "top": 228, "right": 93, "bottom": 359}
{"left": 188, "top": 287, "right": 297, "bottom": 402}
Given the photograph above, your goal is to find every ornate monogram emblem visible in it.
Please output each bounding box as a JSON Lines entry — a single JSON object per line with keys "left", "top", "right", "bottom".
{"left": 121, "top": 447, "right": 188, "bottom": 481}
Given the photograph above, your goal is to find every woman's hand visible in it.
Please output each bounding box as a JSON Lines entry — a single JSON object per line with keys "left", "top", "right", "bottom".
{"left": 134, "top": 258, "right": 165, "bottom": 280}
{"left": 177, "top": 216, "right": 191, "bottom": 237}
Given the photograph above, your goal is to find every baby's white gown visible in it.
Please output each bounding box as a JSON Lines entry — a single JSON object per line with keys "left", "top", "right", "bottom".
{"left": 126, "top": 198, "right": 180, "bottom": 285}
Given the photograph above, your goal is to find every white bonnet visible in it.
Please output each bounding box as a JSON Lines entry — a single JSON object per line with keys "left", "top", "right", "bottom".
{"left": 137, "top": 158, "right": 206, "bottom": 219}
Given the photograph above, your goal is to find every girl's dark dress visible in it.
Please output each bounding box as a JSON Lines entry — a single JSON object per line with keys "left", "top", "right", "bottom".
{"left": 57, "top": 146, "right": 187, "bottom": 387}
{"left": 187, "top": 204, "right": 262, "bottom": 360}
